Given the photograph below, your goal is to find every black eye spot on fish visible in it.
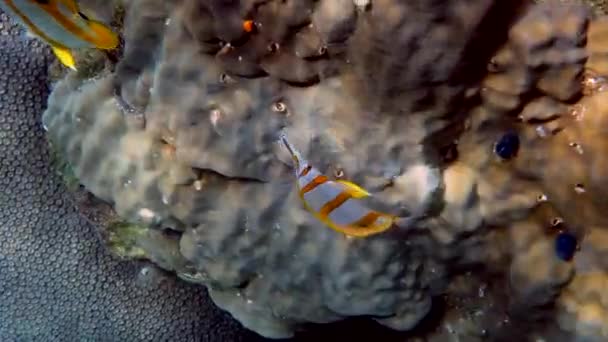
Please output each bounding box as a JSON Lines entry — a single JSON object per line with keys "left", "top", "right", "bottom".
{"left": 555, "top": 232, "right": 578, "bottom": 261}
{"left": 34, "top": 0, "right": 50, "bottom": 4}
{"left": 574, "top": 183, "right": 586, "bottom": 194}
{"left": 494, "top": 131, "right": 520, "bottom": 160}
{"left": 78, "top": 12, "right": 90, "bottom": 20}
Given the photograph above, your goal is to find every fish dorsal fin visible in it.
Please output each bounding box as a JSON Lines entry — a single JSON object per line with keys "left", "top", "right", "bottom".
{"left": 336, "top": 180, "right": 371, "bottom": 198}
{"left": 55, "top": 0, "right": 80, "bottom": 14}
{"left": 51, "top": 45, "right": 77, "bottom": 70}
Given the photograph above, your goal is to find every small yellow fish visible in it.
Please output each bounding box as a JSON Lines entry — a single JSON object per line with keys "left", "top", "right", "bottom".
{"left": 279, "top": 133, "right": 398, "bottom": 238}
{"left": 0, "top": 0, "right": 119, "bottom": 70}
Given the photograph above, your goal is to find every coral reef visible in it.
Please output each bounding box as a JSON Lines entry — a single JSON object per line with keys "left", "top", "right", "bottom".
{"left": 27, "top": 0, "right": 608, "bottom": 340}
{"left": 0, "top": 10, "right": 261, "bottom": 342}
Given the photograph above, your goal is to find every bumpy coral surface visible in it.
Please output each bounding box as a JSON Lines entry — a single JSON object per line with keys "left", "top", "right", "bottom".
{"left": 0, "top": 10, "right": 261, "bottom": 342}
{"left": 44, "top": 0, "right": 484, "bottom": 337}
{"left": 39, "top": 0, "right": 608, "bottom": 340}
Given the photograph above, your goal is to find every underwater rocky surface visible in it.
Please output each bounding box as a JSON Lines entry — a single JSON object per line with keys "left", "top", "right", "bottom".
{"left": 0, "top": 9, "right": 266, "bottom": 342}
{"left": 2, "top": 0, "right": 608, "bottom": 341}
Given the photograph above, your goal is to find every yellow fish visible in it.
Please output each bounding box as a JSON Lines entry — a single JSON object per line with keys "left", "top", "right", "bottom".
{"left": 279, "top": 132, "right": 399, "bottom": 238}
{"left": 0, "top": 0, "right": 119, "bottom": 70}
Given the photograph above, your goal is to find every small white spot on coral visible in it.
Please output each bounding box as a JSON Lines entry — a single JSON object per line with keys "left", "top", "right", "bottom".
{"left": 138, "top": 208, "right": 156, "bottom": 220}
{"left": 210, "top": 109, "right": 221, "bottom": 124}
{"left": 478, "top": 284, "right": 486, "bottom": 298}
{"left": 535, "top": 125, "right": 550, "bottom": 138}
{"left": 353, "top": 0, "right": 370, "bottom": 8}
{"left": 395, "top": 164, "right": 441, "bottom": 208}
{"left": 209, "top": 109, "right": 223, "bottom": 136}
{"left": 140, "top": 266, "right": 150, "bottom": 276}
{"left": 569, "top": 142, "right": 584, "bottom": 155}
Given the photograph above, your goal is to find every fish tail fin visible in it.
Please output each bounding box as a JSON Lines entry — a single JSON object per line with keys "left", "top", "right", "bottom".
{"left": 87, "top": 20, "right": 119, "bottom": 49}
{"left": 51, "top": 45, "right": 77, "bottom": 70}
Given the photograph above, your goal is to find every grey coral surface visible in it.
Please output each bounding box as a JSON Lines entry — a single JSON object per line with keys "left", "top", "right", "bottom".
{"left": 9, "top": 0, "right": 608, "bottom": 341}
{"left": 0, "top": 11, "right": 264, "bottom": 342}
{"left": 41, "top": 0, "right": 455, "bottom": 338}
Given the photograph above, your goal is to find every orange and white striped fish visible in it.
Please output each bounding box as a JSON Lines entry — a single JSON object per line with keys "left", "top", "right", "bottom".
{"left": 0, "top": 0, "right": 119, "bottom": 70}
{"left": 279, "top": 133, "right": 398, "bottom": 238}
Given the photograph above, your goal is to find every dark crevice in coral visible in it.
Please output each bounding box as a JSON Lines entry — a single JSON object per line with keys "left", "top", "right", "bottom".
{"left": 192, "top": 167, "right": 267, "bottom": 184}
{"left": 439, "top": 141, "right": 459, "bottom": 164}
{"left": 290, "top": 295, "right": 448, "bottom": 342}
{"left": 235, "top": 278, "right": 251, "bottom": 290}
{"left": 161, "top": 227, "right": 183, "bottom": 239}
{"left": 112, "top": 80, "right": 147, "bottom": 125}
{"left": 452, "top": 0, "right": 529, "bottom": 87}
{"left": 288, "top": 317, "right": 412, "bottom": 342}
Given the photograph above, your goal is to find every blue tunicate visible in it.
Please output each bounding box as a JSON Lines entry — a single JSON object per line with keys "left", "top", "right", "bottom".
{"left": 494, "top": 132, "right": 520, "bottom": 160}
{"left": 555, "top": 232, "right": 577, "bottom": 261}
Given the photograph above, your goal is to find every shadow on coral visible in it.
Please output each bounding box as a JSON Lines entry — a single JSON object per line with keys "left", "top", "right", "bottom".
{"left": 279, "top": 296, "right": 446, "bottom": 342}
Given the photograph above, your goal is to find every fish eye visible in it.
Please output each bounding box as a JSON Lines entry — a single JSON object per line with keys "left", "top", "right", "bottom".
{"left": 34, "top": 0, "right": 50, "bottom": 4}
{"left": 272, "top": 101, "right": 287, "bottom": 114}
{"left": 334, "top": 168, "right": 344, "bottom": 178}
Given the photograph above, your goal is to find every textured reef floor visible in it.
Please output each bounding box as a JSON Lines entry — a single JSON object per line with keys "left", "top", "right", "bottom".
{"left": 0, "top": 9, "right": 265, "bottom": 342}
{"left": 3, "top": 0, "right": 608, "bottom": 341}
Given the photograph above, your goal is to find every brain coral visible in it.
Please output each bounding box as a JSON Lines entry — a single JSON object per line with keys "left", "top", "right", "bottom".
{"left": 39, "top": 0, "right": 608, "bottom": 340}
{"left": 0, "top": 9, "right": 262, "bottom": 342}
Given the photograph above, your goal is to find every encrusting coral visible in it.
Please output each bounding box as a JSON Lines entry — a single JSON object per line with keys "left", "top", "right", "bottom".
{"left": 37, "top": 0, "right": 608, "bottom": 340}
{"left": 0, "top": 9, "right": 263, "bottom": 342}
